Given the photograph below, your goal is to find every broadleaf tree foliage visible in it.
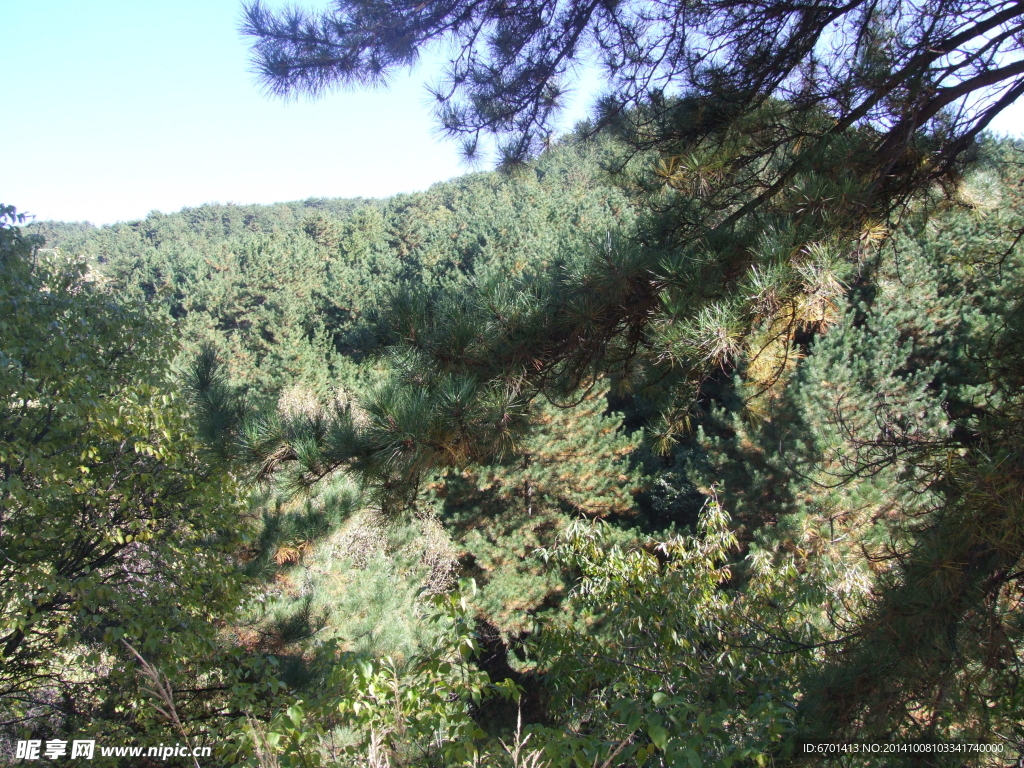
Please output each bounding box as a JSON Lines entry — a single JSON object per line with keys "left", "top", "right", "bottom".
{"left": 0, "top": 205, "right": 248, "bottom": 747}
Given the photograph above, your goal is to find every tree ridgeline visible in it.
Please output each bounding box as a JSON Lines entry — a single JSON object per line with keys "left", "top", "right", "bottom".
{"left": 34, "top": 137, "right": 633, "bottom": 402}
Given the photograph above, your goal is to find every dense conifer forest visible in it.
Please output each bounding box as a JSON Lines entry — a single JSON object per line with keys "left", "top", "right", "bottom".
{"left": 5, "top": 1, "right": 1024, "bottom": 765}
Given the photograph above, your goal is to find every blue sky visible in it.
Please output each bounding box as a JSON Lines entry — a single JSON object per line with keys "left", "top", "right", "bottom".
{"left": 2, "top": 0, "right": 600, "bottom": 225}
{"left": 3, "top": 1, "right": 1022, "bottom": 225}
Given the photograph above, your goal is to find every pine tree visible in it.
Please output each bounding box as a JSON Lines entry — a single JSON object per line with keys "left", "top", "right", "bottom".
{"left": 239, "top": 0, "right": 1024, "bottom": 478}
{"left": 674, "top": 149, "right": 1024, "bottom": 747}
{"left": 432, "top": 384, "right": 643, "bottom": 634}
{"left": 242, "top": 0, "right": 1024, "bottom": 183}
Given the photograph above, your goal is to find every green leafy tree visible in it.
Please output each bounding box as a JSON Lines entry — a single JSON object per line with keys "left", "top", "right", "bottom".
{"left": 526, "top": 502, "right": 814, "bottom": 768}
{"left": 229, "top": 582, "right": 516, "bottom": 768}
{"left": 0, "top": 205, "right": 244, "bottom": 740}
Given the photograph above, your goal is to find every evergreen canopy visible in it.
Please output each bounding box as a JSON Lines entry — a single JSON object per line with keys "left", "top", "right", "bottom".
{"left": 234, "top": 2, "right": 1024, "bottom": 756}
{"left": 240, "top": 0, "right": 1024, "bottom": 445}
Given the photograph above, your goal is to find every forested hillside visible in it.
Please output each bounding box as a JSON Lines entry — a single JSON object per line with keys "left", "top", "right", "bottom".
{"left": 6, "top": 0, "right": 1024, "bottom": 761}
{"left": 31, "top": 137, "right": 631, "bottom": 401}
{"left": 7, "top": 125, "right": 1024, "bottom": 766}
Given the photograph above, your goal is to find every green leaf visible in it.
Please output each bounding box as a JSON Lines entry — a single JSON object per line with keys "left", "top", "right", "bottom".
{"left": 647, "top": 725, "right": 668, "bottom": 751}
